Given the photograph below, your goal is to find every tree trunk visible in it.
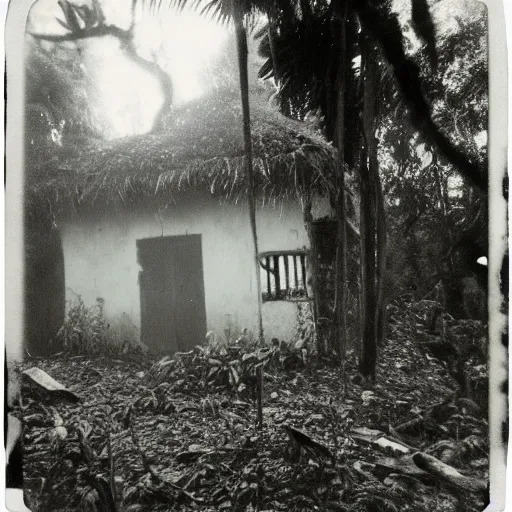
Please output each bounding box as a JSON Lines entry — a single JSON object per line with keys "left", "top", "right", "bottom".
{"left": 432, "top": 150, "right": 454, "bottom": 271}
{"left": 303, "top": 195, "right": 323, "bottom": 355}
{"left": 375, "top": 170, "right": 387, "bottom": 347}
{"left": 232, "top": 1, "right": 264, "bottom": 430}
{"left": 359, "top": 35, "right": 379, "bottom": 380}
{"left": 358, "top": 175, "right": 366, "bottom": 363}
{"left": 412, "top": 452, "right": 487, "bottom": 494}
{"left": 331, "top": 0, "right": 349, "bottom": 392}
{"left": 359, "top": 156, "right": 377, "bottom": 379}
{"left": 232, "top": 0, "right": 264, "bottom": 344}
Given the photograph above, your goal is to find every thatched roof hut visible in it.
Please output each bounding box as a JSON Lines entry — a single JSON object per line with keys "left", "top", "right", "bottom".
{"left": 26, "top": 89, "right": 338, "bottom": 216}
{"left": 23, "top": 89, "right": 357, "bottom": 356}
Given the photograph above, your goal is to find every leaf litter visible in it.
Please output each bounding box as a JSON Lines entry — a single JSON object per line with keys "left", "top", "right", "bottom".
{"left": 14, "top": 306, "right": 488, "bottom": 512}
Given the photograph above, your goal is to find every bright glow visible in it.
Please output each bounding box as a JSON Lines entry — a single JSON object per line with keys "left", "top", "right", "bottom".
{"left": 90, "top": 10, "right": 230, "bottom": 137}
{"left": 447, "top": 174, "right": 464, "bottom": 198}
{"left": 82, "top": 37, "right": 166, "bottom": 138}
{"left": 416, "top": 143, "right": 433, "bottom": 169}
{"left": 134, "top": 11, "right": 230, "bottom": 105}
{"left": 477, "top": 256, "right": 488, "bottom": 267}
{"left": 27, "top": 0, "right": 230, "bottom": 138}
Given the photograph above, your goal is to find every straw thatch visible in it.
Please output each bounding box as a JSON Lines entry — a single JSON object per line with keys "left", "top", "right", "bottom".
{"left": 26, "top": 88, "right": 337, "bottom": 216}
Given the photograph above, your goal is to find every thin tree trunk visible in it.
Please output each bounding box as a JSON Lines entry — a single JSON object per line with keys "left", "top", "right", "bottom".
{"left": 358, "top": 169, "right": 367, "bottom": 363}
{"left": 232, "top": 0, "right": 264, "bottom": 343}
{"left": 431, "top": 150, "right": 453, "bottom": 268}
{"left": 432, "top": 152, "right": 446, "bottom": 217}
{"left": 332, "top": 0, "right": 349, "bottom": 393}
{"left": 232, "top": 0, "right": 264, "bottom": 429}
{"left": 369, "top": 54, "right": 386, "bottom": 348}
{"left": 359, "top": 157, "right": 377, "bottom": 379}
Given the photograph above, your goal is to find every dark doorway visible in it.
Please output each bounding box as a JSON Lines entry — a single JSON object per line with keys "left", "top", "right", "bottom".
{"left": 24, "top": 225, "right": 65, "bottom": 356}
{"left": 137, "top": 235, "right": 207, "bottom": 354}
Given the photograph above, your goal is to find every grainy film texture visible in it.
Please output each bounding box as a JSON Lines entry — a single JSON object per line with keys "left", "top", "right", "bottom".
{"left": 6, "top": 0, "right": 504, "bottom": 511}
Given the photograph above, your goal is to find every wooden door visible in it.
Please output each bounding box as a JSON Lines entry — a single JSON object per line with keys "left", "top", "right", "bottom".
{"left": 137, "top": 235, "right": 207, "bottom": 354}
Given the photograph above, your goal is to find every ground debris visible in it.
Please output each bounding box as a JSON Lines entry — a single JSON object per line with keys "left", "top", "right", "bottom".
{"left": 17, "top": 307, "right": 488, "bottom": 512}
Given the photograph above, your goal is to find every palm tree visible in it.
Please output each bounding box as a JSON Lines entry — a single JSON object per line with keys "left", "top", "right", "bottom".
{"left": 331, "top": 0, "right": 349, "bottom": 388}
{"left": 186, "top": 0, "right": 266, "bottom": 426}
{"left": 355, "top": 0, "right": 485, "bottom": 190}
{"left": 258, "top": 0, "right": 486, "bottom": 187}
{"left": 231, "top": 0, "right": 264, "bottom": 344}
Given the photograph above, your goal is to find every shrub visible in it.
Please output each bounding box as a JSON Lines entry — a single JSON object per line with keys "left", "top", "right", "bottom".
{"left": 56, "top": 295, "right": 109, "bottom": 354}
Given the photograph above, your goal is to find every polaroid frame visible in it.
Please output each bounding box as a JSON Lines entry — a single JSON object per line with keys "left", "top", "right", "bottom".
{"left": 3, "top": 0, "right": 509, "bottom": 510}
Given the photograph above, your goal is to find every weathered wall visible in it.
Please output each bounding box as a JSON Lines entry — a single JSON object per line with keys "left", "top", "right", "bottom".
{"left": 59, "top": 192, "right": 319, "bottom": 349}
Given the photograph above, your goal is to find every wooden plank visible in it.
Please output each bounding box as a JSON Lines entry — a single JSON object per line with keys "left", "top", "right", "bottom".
{"left": 300, "top": 254, "right": 308, "bottom": 295}
{"left": 266, "top": 256, "right": 271, "bottom": 298}
{"left": 284, "top": 255, "right": 290, "bottom": 292}
{"left": 273, "top": 255, "right": 281, "bottom": 299}
{"left": 351, "top": 427, "right": 414, "bottom": 454}
{"left": 171, "top": 236, "right": 207, "bottom": 352}
{"left": 293, "top": 255, "right": 299, "bottom": 290}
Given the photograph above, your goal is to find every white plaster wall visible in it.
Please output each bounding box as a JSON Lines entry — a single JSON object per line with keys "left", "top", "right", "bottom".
{"left": 59, "top": 192, "right": 313, "bottom": 347}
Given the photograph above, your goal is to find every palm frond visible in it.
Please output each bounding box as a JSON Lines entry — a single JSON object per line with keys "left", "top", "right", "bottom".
{"left": 257, "top": 12, "right": 336, "bottom": 125}
{"left": 201, "top": 0, "right": 233, "bottom": 25}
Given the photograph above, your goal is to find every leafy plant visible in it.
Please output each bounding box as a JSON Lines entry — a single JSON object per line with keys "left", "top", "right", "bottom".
{"left": 57, "top": 295, "right": 109, "bottom": 354}
{"left": 56, "top": 295, "right": 142, "bottom": 356}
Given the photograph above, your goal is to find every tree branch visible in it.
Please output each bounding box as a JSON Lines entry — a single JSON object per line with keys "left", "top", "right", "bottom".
{"left": 28, "top": 25, "right": 131, "bottom": 42}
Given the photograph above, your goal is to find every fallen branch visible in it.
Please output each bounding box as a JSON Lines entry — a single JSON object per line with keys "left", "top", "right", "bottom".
{"left": 374, "top": 456, "right": 433, "bottom": 480}
{"left": 351, "top": 427, "right": 414, "bottom": 454}
{"left": 412, "top": 452, "right": 487, "bottom": 494}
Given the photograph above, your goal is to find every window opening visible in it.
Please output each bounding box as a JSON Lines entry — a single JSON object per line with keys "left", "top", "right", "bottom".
{"left": 260, "top": 251, "right": 308, "bottom": 301}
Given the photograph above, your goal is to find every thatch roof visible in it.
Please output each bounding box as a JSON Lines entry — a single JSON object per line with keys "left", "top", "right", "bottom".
{"left": 26, "top": 89, "right": 338, "bottom": 215}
